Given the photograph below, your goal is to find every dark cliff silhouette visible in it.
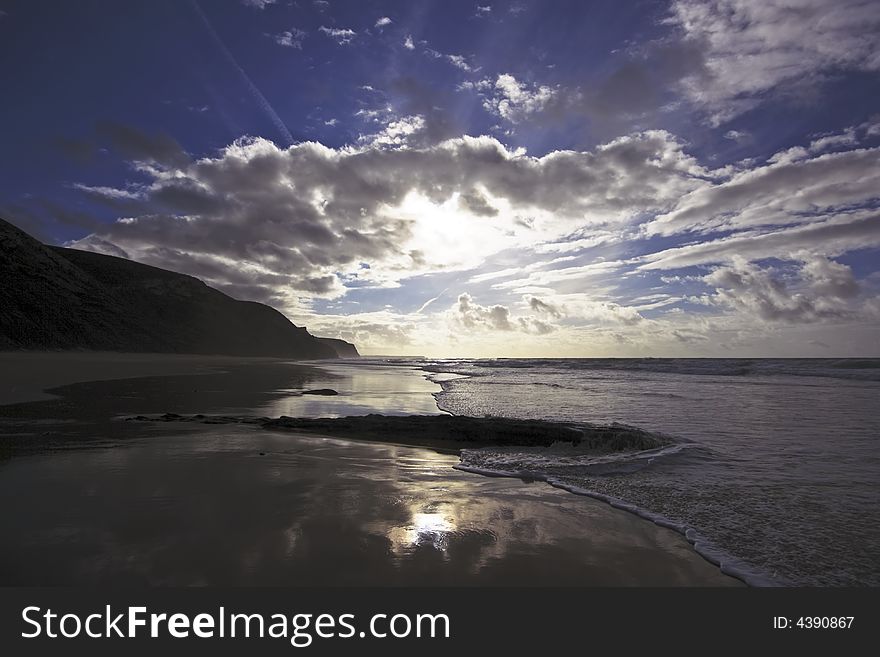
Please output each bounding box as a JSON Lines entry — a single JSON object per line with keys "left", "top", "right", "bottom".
{"left": 0, "top": 218, "right": 358, "bottom": 359}
{"left": 316, "top": 337, "right": 360, "bottom": 358}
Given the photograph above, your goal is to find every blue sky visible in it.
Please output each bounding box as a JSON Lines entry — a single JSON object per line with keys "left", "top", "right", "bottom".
{"left": 1, "top": 0, "right": 879, "bottom": 356}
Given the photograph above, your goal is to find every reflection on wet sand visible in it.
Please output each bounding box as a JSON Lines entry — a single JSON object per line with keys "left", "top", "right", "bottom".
{"left": 262, "top": 363, "right": 446, "bottom": 417}
{"left": 0, "top": 425, "right": 738, "bottom": 586}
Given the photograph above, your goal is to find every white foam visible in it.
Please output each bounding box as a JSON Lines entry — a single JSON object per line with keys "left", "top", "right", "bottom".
{"left": 453, "top": 461, "right": 783, "bottom": 587}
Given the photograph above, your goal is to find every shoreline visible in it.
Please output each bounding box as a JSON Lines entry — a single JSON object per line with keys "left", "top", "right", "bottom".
{"left": 0, "top": 351, "right": 745, "bottom": 586}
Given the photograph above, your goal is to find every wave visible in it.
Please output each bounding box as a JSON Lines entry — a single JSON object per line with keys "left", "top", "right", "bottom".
{"left": 455, "top": 445, "right": 782, "bottom": 588}
{"left": 418, "top": 358, "right": 880, "bottom": 382}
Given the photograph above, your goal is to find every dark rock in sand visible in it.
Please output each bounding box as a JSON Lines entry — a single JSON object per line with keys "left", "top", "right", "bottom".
{"left": 0, "top": 217, "right": 353, "bottom": 359}
{"left": 126, "top": 412, "right": 669, "bottom": 452}
{"left": 264, "top": 414, "right": 666, "bottom": 450}
{"left": 302, "top": 388, "right": 339, "bottom": 396}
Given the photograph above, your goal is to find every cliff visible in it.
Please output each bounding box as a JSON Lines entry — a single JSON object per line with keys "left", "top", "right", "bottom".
{"left": 0, "top": 218, "right": 352, "bottom": 359}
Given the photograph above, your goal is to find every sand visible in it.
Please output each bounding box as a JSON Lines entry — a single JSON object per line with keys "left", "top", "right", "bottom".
{"left": 0, "top": 352, "right": 743, "bottom": 586}
{"left": 0, "top": 351, "right": 272, "bottom": 405}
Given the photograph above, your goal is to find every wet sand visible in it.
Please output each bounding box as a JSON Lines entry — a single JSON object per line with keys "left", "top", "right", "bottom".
{"left": 0, "top": 352, "right": 277, "bottom": 405}
{"left": 0, "top": 352, "right": 742, "bottom": 586}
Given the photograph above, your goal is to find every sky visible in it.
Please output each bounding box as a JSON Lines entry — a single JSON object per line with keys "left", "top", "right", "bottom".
{"left": 1, "top": 0, "right": 879, "bottom": 357}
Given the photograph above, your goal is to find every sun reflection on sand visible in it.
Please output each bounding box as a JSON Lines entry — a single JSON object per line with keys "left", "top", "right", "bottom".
{"left": 394, "top": 512, "right": 455, "bottom": 551}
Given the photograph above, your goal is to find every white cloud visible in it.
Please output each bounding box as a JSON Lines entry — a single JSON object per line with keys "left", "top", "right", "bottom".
{"left": 71, "top": 184, "right": 144, "bottom": 200}
{"left": 667, "top": 0, "right": 880, "bottom": 123}
{"left": 645, "top": 145, "right": 880, "bottom": 237}
{"left": 808, "top": 129, "right": 857, "bottom": 154}
{"left": 66, "top": 124, "right": 880, "bottom": 355}
{"left": 403, "top": 35, "right": 415, "bottom": 50}
{"left": 375, "top": 17, "right": 392, "bottom": 28}
{"left": 446, "top": 54, "right": 474, "bottom": 72}
{"left": 242, "top": 0, "right": 276, "bottom": 9}
{"left": 481, "top": 74, "right": 558, "bottom": 123}
{"left": 724, "top": 129, "right": 749, "bottom": 142}
{"left": 318, "top": 26, "right": 356, "bottom": 44}
{"left": 271, "top": 28, "right": 307, "bottom": 49}
{"left": 703, "top": 255, "right": 861, "bottom": 323}
{"left": 358, "top": 115, "right": 427, "bottom": 147}
{"left": 639, "top": 211, "right": 880, "bottom": 270}
{"left": 448, "top": 293, "right": 558, "bottom": 334}
{"left": 451, "top": 293, "right": 514, "bottom": 331}
{"left": 423, "top": 45, "right": 478, "bottom": 72}
{"left": 71, "top": 130, "right": 711, "bottom": 306}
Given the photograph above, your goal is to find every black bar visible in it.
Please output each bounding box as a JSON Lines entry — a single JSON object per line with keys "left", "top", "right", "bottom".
{"left": 1, "top": 588, "right": 876, "bottom": 654}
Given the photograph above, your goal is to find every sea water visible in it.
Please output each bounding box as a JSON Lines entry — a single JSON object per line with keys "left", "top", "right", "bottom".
{"left": 355, "top": 358, "right": 880, "bottom": 586}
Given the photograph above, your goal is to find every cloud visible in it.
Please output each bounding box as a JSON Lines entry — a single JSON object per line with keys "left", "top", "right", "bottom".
{"left": 95, "top": 121, "right": 189, "bottom": 168}
{"left": 71, "top": 184, "right": 143, "bottom": 201}
{"left": 271, "top": 28, "right": 307, "bottom": 49}
{"left": 703, "top": 255, "right": 860, "bottom": 322}
{"left": 639, "top": 211, "right": 880, "bottom": 270}
{"left": 452, "top": 293, "right": 514, "bottom": 331}
{"left": 69, "top": 129, "right": 717, "bottom": 305}
{"left": 358, "top": 115, "right": 427, "bottom": 147}
{"left": 403, "top": 35, "right": 415, "bottom": 50}
{"left": 528, "top": 296, "right": 562, "bottom": 318}
{"left": 724, "top": 130, "right": 749, "bottom": 142}
{"left": 52, "top": 136, "right": 97, "bottom": 163}
{"left": 242, "top": 0, "right": 276, "bottom": 8}
{"left": 645, "top": 145, "right": 880, "bottom": 237}
{"left": 481, "top": 74, "right": 558, "bottom": 124}
{"left": 318, "top": 26, "right": 356, "bottom": 44}
{"left": 386, "top": 76, "right": 463, "bottom": 145}
{"left": 667, "top": 0, "right": 880, "bottom": 124}
{"left": 65, "top": 121, "right": 879, "bottom": 355}
{"left": 458, "top": 188, "right": 498, "bottom": 217}
{"left": 445, "top": 54, "right": 475, "bottom": 72}
{"left": 518, "top": 317, "right": 555, "bottom": 334}
{"left": 375, "top": 17, "right": 392, "bottom": 28}
{"left": 449, "top": 293, "right": 558, "bottom": 335}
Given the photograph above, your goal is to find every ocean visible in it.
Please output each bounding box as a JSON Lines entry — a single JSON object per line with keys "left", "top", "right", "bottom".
{"left": 336, "top": 357, "right": 880, "bottom": 587}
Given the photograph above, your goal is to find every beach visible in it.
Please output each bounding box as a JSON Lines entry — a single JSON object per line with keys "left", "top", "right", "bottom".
{"left": 0, "top": 352, "right": 739, "bottom": 586}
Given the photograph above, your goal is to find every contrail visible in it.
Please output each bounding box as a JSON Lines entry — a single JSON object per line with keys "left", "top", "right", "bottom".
{"left": 189, "top": 0, "right": 294, "bottom": 146}
{"left": 417, "top": 287, "right": 448, "bottom": 313}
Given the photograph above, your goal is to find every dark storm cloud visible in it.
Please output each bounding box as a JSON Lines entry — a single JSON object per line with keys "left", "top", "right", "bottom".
{"left": 150, "top": 180, "right": 226, "bottom": 215}
{"left": 51, "top": 136, "right": 98, "bottom": 164}
{"left": 458, "top": 188, "right": 498, "bottom": 217}
{"left": 388, "top": 77, "right": 462, "bottom": 146}
{"left": 583, "top": 39, "right": 709, "bottom": 122}
{"left": 96, "top": 121, "right": 190, "bottom": 168}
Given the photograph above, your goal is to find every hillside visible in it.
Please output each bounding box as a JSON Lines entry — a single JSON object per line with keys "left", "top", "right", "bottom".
{"left": 0, "top": 218, "right": 358, "bottom": 359}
